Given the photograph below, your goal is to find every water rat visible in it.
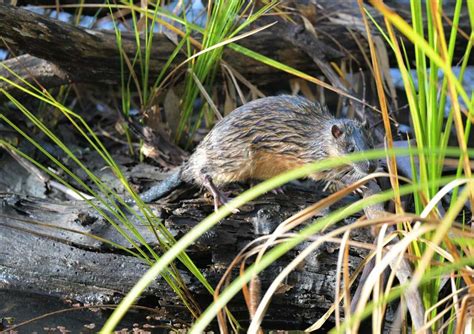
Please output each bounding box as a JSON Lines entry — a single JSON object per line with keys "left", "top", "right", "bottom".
{"left": 137, "top": 95, "right": 377, "bottom": 210}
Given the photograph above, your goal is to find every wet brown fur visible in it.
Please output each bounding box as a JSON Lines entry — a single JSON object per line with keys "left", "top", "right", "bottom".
{"left": 181, "top": 95, "right": 375, "bottom": 188}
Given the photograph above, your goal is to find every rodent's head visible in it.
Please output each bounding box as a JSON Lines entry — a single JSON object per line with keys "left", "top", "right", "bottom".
{"left": 326, "top": 119, "right": 377, "bottom": 175}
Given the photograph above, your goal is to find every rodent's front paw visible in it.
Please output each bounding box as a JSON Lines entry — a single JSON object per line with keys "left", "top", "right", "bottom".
{"left": 322, "top": 180, "right": 346, "bottom": 193}
{"left": 322, "top": 180, "right": 367, "bottom": 194}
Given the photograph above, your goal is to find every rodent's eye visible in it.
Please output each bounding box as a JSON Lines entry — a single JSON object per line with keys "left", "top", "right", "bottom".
{"left": 347, "top": 145, "right": 355, "bottom": 153}
{"left": 331, "top": 125, "right": 344, "bottom": 139}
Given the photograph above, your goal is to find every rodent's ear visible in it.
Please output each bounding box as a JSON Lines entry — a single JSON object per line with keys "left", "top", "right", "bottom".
{"left": 331, "top": 124, "right": 343, "bottom": 139}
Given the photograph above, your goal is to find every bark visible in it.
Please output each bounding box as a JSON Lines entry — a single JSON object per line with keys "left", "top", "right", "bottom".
{"left": 0, "top": 3, "right": 326, "bottom": 95}
{"left": 0, "top": 185, "right": 371, "bottom": 329}
{"left": 0, "top": 55, "right": 71, "bottom": 96}
{"left": 2, "top": 1, "right": 469, "bottom": 100}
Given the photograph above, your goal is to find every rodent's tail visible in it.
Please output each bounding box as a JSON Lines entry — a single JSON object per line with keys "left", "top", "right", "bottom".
{"left": 139, "top": 168, "right": 184, "bottom": 203}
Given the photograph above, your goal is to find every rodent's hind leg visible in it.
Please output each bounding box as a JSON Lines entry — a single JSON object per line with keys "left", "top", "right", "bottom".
{"left": 202, "top": 175, "right": 239, "bottom": 213}
{"left": 250, "top": 180, "right": 284, "bottom": 195}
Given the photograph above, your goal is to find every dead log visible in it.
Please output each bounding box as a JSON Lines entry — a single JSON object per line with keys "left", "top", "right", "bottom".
{"left": 0, "top": 183, "right": 371, "bottom": 329}
{"left": 0, "top": 3, "right": 325, "bottom": 97}
{"left": 2, "top": 1, "right": 470, "bottom": 100}
{"left": 0, "top": 55, "right": 71, "bottom": 96}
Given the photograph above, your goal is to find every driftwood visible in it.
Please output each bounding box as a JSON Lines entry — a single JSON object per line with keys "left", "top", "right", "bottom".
{"left": 0, "top": 55, "right": 71, "bottom": 96}
{"left": 1, "top": 1, "right": 471, "bottom": 100}
{"left": 0, "top": 154, "right": 372, "bottom": 329}
{"left": 0, "top": 2, "right": 341, "bottom": 96}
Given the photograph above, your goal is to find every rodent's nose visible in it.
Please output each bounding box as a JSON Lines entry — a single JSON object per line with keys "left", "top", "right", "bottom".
{"left": 367, "top": 160, "right": 377, "bottom": 173}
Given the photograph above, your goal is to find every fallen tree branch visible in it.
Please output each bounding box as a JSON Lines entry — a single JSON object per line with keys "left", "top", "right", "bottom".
{"left": 0, "top": 2, "right": 372, "bottom": 99}
{"left": 0, "top": 160, "right": 372, "bottom": 330}
{"left": 0, "top": 1, "right": 471, "bottom": 100}
{"left": 0, "top": 55, "right": 70, "bottom": 96}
